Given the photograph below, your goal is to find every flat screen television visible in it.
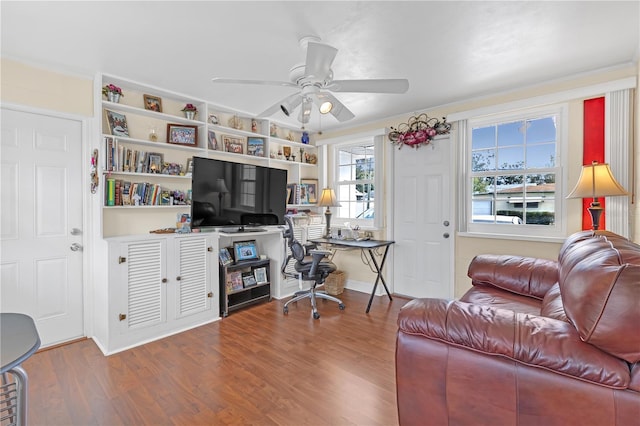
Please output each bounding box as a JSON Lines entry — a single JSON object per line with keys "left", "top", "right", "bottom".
{"left": 191, "top": 156, "right": 288, "bottom": 229}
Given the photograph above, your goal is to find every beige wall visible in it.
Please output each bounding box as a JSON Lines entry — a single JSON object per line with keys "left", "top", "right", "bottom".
{"left": 321, "top": 65, "right": 639, "bottom": 297}
{"left": 1, "top": 58, "right": 93, "bottom": 116}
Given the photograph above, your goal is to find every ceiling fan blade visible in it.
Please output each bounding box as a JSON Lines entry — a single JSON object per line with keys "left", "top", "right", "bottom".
{"left": 315, "top": 92, "right": 355, "bottom": 122}
{"left": 212, "top": 77, "right": 297, "bottom": 89}
{"left": 258, "top": 92, "right": 302, "bottom": 117}
{"left": 304, "top": 42, "right": 338, "bottom": 81}
{"left": 326, "top": 79, "right": 409, "bottom": 93}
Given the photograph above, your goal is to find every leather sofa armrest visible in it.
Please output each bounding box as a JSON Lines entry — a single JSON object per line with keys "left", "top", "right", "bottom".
{"left": 467, "top": 254, "right": 559, "bottom": 299}
{"left": 397, "top": 298, "right": 630, "bottom": 388}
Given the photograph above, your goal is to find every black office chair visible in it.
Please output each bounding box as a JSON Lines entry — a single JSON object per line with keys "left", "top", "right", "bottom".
{"left": 281, "top": 216, "right": 345, "bottom": 319}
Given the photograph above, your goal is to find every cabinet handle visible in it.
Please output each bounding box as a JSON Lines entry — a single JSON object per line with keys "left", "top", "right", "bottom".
{"left": 207, "top": 292, "right": 213, "bottom": 298}
{"left": 162, "top": 278, "right": 168, "bottom": 283}
{"left": 176, "top": 276, "right": 181, "bottom": 281}
{"left": 118, "top": 256, "right": 127, "bottom": 264}
{"left": 119, "top": 313, "right": 126, "bottom": 321}
{"left": 207, "top": 246, "right": 213, "bottom": 252}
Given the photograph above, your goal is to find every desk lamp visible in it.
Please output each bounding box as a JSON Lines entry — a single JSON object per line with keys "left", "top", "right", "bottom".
{"left": 567, "top": 160, "right": 628, "bottom": 230}
{"left": 318, "top": 188, "right": 340, "bottom": 237}
{"left": 214, "top": 178, "right": 229, "bottom": 216}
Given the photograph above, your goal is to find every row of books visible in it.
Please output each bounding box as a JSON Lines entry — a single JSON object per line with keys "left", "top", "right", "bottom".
{"left": 105, "top": 137, "right": 179, "bottom": 175}
{"left": 105, "top": 178, "right": 191, "bottom": 206}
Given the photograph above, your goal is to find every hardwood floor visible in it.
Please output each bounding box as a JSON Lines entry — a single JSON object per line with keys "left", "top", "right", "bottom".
{"left": 25, "top": 290, "right": 411, "bottom": 425}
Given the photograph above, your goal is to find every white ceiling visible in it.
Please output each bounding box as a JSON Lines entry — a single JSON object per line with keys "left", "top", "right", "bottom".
{"left": 2, "top": 1, "right": 639, "bottom": 132}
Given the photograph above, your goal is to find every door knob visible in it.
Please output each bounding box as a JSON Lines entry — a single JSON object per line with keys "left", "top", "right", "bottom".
{"left": 443, "top": 233, "right": 450, "bottom": 239}
{"left": 443, "top": 221, "right": 450, "bottom": 227}
{"left": 70, "top": 243, "right": 83, "bottom": 252}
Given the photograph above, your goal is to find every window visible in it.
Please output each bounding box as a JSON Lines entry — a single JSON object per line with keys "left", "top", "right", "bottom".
{"left": 465, "top": 105, "right": 566, "bottom": 238}
{"left": 332, "top": 137, "right": 382, "bottom": 227}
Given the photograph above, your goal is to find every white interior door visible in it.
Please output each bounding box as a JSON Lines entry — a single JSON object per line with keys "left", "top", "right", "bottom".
{"left": 392, "top": 137, "right": 453, "bottom": 299}
{"left": 1, "top": 108, "right": 84, "bottom": 347}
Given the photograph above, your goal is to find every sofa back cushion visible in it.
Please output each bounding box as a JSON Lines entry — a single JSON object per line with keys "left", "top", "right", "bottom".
{"left": 559, "top": 231, "right": 640, "bottom": 363}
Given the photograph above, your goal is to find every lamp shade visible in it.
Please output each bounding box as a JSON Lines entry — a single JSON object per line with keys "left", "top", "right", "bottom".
{"left": 213, "top": 178, "right": 229, "bottom": 194}
{"left": 317, "top": 188, "right": 340, "bottom": 207}
{"left": 567, "top": 161, "right": 628, "bottom": 199}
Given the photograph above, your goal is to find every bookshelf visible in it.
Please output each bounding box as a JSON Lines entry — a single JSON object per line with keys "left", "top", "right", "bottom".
{"left": 219, "top": 258, "right": 271, "bottom": 316}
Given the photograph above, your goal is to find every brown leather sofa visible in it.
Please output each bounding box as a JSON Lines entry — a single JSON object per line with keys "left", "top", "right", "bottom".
{"left": 396, "top": 230, "right": 640, "bottom": 426}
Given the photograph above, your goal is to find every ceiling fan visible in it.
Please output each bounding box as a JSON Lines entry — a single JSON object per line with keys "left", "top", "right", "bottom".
{"left": 211, "top": 36, "right": 409, "bottom": 125}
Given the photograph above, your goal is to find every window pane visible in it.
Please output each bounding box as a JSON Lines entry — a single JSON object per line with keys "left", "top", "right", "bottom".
{"left": 339, "top": 164, "right": 353, "bottom": 181}
{"left": 472, "top": 126, "right": 495, "bottom": 149}
{"left": 497, "top": 121, "right": 524, "bottom": 146}
{"left": 527, "top": 117, "right": 556, "bottom": 144}
{"left": 526, "top": 143, "right": 555, "bottom": 168}
{"left": 471, "top": 150, "right": 495, "bottom": 172}
{"left": 497, "top": 146, "right": 524, "bottom": 170}
{"left": 472, "top": 176, "right": 494, "bottom": 195}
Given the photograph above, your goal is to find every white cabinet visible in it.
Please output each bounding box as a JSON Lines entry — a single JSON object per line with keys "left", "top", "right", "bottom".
{"left": 93, "top": 234, "right": 219, "bottom": 355}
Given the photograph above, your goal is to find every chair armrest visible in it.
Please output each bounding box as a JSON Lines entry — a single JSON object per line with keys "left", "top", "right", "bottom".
{"left": 397, "top": 298, "right": 630, "bottom": 388}
{"left": 308, "top": 249, "right": 332, "bottom": 277}
{"left": 467, "top": 254, "right": 558, "bottom": 299}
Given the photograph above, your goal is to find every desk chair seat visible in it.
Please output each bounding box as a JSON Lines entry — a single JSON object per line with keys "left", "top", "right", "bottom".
{"left": 281, "top": 217, "right": 345, "bottom": 319}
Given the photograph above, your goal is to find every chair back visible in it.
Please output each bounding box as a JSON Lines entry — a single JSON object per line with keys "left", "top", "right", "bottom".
{"left": 283, "top": 216, "right": 306, "bottom": 262}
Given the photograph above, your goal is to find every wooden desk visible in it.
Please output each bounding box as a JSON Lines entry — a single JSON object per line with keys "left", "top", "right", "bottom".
{"left": 309, "top": 238, "right": 395, "bottom": 313}
{"left": 1, "top": 313, "right": 41, "bottom": 426}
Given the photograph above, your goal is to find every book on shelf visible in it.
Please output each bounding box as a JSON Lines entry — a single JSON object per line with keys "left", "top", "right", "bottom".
{"left": 286, "top": 183, "right": 300, "bottom": 204}
{"left": 106, "top": 178, "right": 116, "bottom": 206}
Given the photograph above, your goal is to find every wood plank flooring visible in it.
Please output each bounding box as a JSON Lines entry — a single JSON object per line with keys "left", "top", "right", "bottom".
{"left": 25, "top": 290, "right": 411, "bottom": 425}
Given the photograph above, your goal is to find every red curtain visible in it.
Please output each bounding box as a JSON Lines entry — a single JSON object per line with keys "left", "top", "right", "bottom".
{"left": 582, "top": 97, "right": 605, "bottom": 230}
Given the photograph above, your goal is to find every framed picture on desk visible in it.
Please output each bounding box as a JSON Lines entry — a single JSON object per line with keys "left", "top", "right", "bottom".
{"left": 234, "top": 240, "right": 258, "bottom": 261}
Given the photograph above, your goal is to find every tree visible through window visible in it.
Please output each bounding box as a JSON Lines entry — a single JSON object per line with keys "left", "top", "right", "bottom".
{"left": 335, "top": 142, "right": 376, "bottom": 222}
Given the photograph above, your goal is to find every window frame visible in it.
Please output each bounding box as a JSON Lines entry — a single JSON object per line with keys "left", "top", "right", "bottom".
{"left": 331, "top": 136, "right": 382, "bottom": 229}
{"left": 463, "top": 104, "right": 568, "bottom": 239}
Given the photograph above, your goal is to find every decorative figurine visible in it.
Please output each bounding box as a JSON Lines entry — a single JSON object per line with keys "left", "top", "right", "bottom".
{"left": 301, "top": 131, "right": 309, "bottom": 144}
{"left": 286, "top": 131, "right": 294, "bottom": 141}
{"left": 270, "top": 123, "right": 278, "bottom": 137}
{"left": 251, "top": 119, "right": 258, "bottom": 133}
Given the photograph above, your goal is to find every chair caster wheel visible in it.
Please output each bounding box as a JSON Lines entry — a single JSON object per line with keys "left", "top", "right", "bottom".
{"left": 339, "top": 303, "right": 345, "bottom": 310}
{"left": 283, "top": 307, "right": 289, "bottom": 314}
{"left": 313, "top": 312, "right": 320, "bottom": 319}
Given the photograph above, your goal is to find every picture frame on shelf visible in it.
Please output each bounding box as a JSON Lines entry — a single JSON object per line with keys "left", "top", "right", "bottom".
{"left": 207, "top": 130, "right": 218, "bottom": 150}
{"left": 105, "top": 109, "right": 129, "bottom": 137}
{"left": 242, "top": 271, "right": 258, "bottom": 288}
{"left": 219, "top": 247, "right": 233, "bottom": 265}
{"left": 147, "top": 153, "right": 164, "bottom": 174}
{"left": 233, "top": 240, "right": 258, "bottom": 261}
{"left": 227, "top": 271, "right": 243, "bottom": 291}
{"left": 301, "top": 179, "right": 318, "bottom": 204}
{"left": 185, "top": 158, "right": 193, "bottom": 177}
{"left": 222, "top": 134, "right": 245, "bottom": 154}
{"left": 143, "top": 94, "right": 163, "bottom": 112}
{"left": 254, "top": 267, "right": 268, "bottom": 284}
{"left": 167, "top": 124, "right": 198, "bottom": 147}
{"left": 247, "top": 137, "right": 265, "bottom": 157}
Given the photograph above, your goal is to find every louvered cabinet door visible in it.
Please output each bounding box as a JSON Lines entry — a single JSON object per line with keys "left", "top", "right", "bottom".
{"left": 118, "top": 239, "right": 167, "bottom": 333}
{"left": 173, "top": 236, "right": 211, "bottom": 319}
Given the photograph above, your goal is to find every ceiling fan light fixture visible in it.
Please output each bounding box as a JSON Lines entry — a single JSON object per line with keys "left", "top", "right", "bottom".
{"left": 319, "top": 101, "right": 333, "bottom": 114}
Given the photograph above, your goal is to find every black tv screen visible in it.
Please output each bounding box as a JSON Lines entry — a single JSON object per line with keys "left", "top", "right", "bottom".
{"left": 191, "top": 156, "right": 288, "bottom": 229}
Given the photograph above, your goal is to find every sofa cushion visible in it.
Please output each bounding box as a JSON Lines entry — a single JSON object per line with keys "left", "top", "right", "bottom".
{"left": 540, "top": 283, "right": 568, "bottom": 322}
{"left": 460, "top": 285, "right": 542, "bottom": 316}
{"left": 559, "top": 231, "right": 640, "bottom": 364}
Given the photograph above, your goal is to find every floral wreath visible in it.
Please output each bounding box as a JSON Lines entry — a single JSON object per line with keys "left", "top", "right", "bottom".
{"left": 388, "top": 114, "right": 451, "bottom": 149}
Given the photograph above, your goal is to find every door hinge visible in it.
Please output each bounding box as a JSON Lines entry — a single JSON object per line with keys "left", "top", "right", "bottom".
{"left": 118, "top": 256, "right": 126, "bottom": 264}
{"left": 119, "top": 313, "right": 126, "bottom": 321}
{"left": 207, "top": 292, "right": 213, "bottom": 298}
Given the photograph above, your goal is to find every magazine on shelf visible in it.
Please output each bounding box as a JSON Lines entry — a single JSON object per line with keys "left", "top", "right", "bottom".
{"left": 242, "top": 271, "right": 258, "bottom": 287}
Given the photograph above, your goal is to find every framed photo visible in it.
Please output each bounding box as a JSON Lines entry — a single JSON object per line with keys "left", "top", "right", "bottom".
{"left": 233, "top": 240, "right": 258, "bottom": 261}
{"left": 105, "top": 109, "right": 129, "bottom": 137}
{"left": 222, "top": 134, "right": 245, "bottom": 154}
{"left": 167, "top": 124, "right": 198, "bottom": 147}
{"left": 247, "top": 137, "right": 265, "bottom": 157}
{"left": 301, "top": 179, "right": 318, "bottom": 204}
{"left": 254, "top": 267, "right": 268, "bottom": 284}
{"left": 242, "top": 271, "right": 258, "bottom": 288}
{"left": 226, "top": 271, "right": 243, "bottom": 292}
{"left": 147, "top": 153, "right": 163, "bottom": 174}
{"left": 143, "top": 94, "right": 163, "bottom": 112}
{"left": 207, "top": 130, "right": 218, "bottom": 150}
{"left": 219, "top": 247, "right": 232, "bottom": 265}
{"left": 185, "top": 158, "right": 193, "bottom": 176}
